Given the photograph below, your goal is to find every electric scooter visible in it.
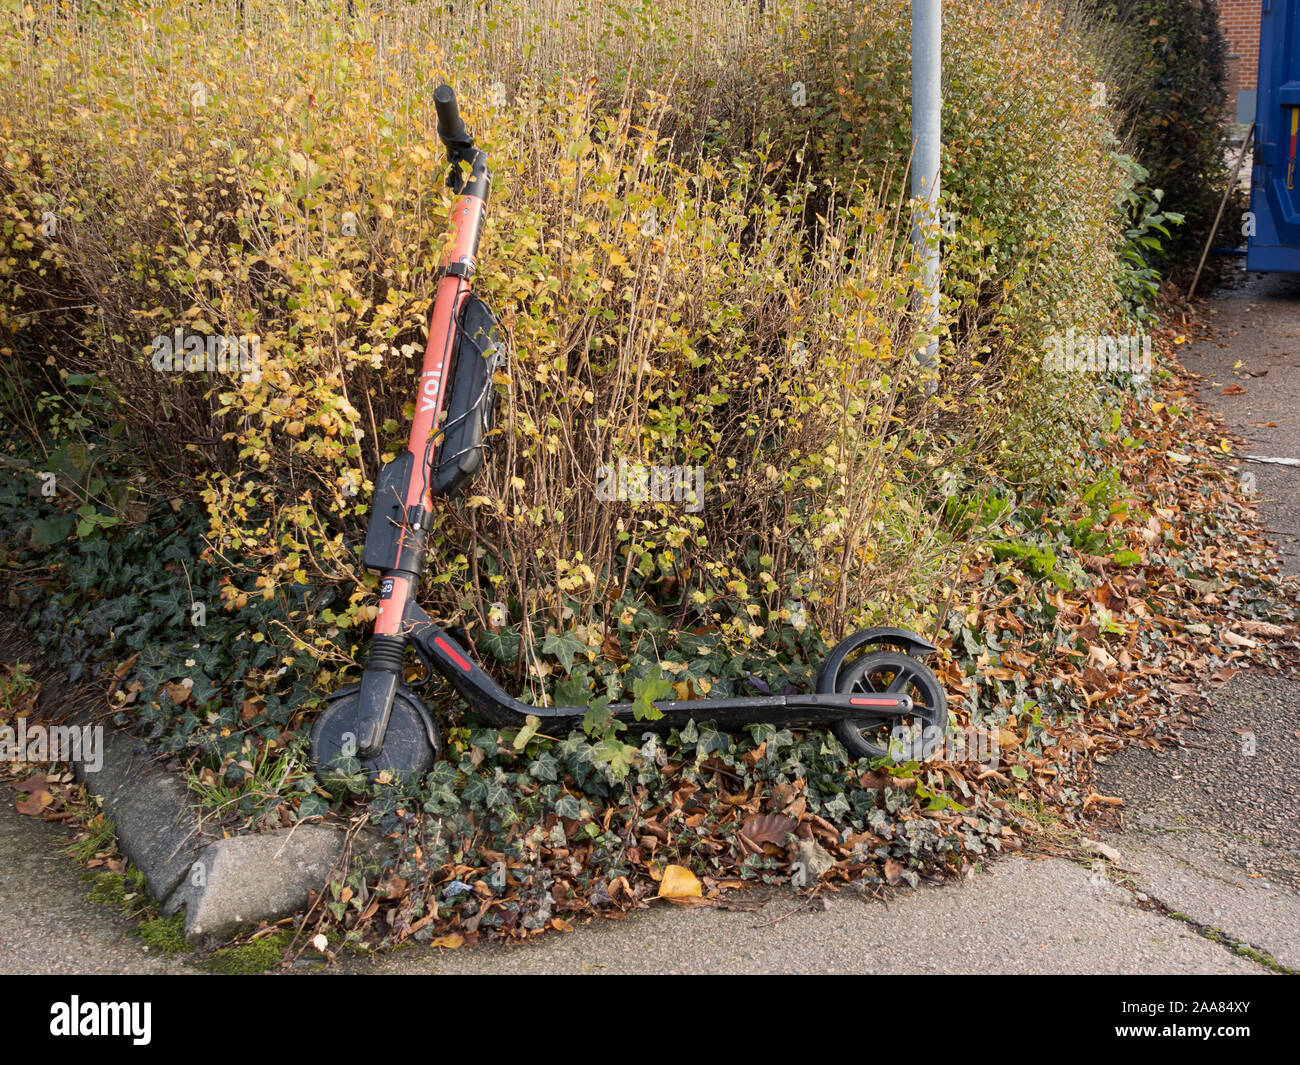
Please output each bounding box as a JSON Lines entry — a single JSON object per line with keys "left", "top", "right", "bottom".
{"left": 309, "top": 85, "right": 948, "bottom": 780}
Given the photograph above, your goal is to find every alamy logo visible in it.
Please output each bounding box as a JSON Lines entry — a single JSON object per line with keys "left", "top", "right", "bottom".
{"left": 0, "top": 720, "right": 103, "bottom": 773}
{"left": 891, "top": 723, "right": 1000, "bottom": 768}
{"left": 49, "top": 997, "right": 151, "bottom": 1045}
{"left": 151, "top": 328, "right": 261, "bottom": 382}
{"left": 595, "top": 457, "right": 705, "bottom": 513}
{"left": 1043, "top": 329, "right": 1151, "bottom": 379}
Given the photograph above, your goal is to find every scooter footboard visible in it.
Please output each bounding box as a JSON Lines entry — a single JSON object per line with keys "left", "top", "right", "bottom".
{"left": 401, "top": 602, "right": 913, "bottom": 733}
{"left": 635, "top": 691, "right": 914, "bottom": 731}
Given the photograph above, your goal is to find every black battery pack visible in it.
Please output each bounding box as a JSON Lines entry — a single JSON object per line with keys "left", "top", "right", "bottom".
{"left": 431, "top": 295, "right": 503, "bottom": 497}
{"left": 362, "top": 450, "right": 419, "bottom": 572}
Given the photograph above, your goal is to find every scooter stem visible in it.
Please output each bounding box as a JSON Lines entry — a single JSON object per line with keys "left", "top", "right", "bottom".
{"left": 355, "top": 85, "right": 492, "bottom": 759}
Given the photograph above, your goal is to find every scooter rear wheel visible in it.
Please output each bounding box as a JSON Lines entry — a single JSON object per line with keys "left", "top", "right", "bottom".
{"left": 309, "top": 683, "right": 440, "bottom": 784}
{"left": 829, "top": 650, "right": 947, "bottom": 762}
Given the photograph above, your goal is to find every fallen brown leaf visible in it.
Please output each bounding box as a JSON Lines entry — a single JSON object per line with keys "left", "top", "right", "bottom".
{"left": 740, "top": 813, "right": 797, "bottom": 846}
{"left": 16, "top": 790, "right": 52, "bottom": 816}
{"left": 13, "top": 772, "right": 47, "bottom": 794}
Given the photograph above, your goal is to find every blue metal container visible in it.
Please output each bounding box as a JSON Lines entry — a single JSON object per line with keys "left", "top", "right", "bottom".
{"left": 1248, "top": 0, "right": 1300, "bottom": 272}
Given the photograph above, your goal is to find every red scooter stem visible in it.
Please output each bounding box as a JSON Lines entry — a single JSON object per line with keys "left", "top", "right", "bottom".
{"left": 357, "top": 85, "right": 491, "bottom": 757}
{"left": 372, "top": 271, "right": 475, "bottom": 641}
{"left": 404, "top": 193, "right": 488, "bottom": 485}
{"left": 373, "top": 144, "right": 489, "bottom": 641}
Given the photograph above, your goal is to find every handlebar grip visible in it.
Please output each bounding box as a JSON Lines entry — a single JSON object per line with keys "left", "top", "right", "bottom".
{"left": 434, "top": 84, "right": 471, "bottom": 149}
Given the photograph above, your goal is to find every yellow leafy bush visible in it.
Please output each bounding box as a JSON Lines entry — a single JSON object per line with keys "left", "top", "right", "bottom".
{"left": 0, "top": 0, "right": 1128, "bottom": 699}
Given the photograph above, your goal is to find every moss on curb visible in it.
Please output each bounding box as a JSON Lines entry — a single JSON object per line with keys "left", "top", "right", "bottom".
{"left": 137, "top": 914, "right": 189, "bottom": 955}
{"left": 204, "top": 932, "right": 294, "bottom": 974}
{"left": 83, "top": 867, "right": 147, "bottom": 916}
{"left": 84, "top": 869, "right": 128, "bottom": 909}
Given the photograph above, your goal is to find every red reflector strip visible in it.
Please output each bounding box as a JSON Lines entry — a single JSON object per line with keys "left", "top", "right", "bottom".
{"left": 435, "top": 636, "right": 472, "bottom": 672}
{"left": 851, "top": 697, "right": 898, "bottom": 707}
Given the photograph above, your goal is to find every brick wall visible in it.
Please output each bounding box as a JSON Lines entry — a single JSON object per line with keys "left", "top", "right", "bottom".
{"left": 1220, "top": 0, "right": 1262, "bottom": 97}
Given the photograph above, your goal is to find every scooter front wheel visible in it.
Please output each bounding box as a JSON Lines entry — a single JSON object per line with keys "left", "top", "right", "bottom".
{"left": 309, "top": 682, "right": 440, "bottom": 784}
{"left": 827, "top": 650, "right": 947, "bottom": 762}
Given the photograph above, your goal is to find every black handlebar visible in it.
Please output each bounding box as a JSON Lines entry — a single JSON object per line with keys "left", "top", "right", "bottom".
{"left": 434, "top": 84, "right": 473, "bottom": 154}
{"left": 433, "top": 84, "right": 489, "bottom": 200}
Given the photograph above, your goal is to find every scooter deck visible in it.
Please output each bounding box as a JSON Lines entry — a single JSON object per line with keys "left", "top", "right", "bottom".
{"left": 400, "top": 601, "right": 915, "bottom": 732}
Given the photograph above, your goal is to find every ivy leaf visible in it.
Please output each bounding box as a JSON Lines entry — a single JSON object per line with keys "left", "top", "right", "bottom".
{"left": 296, "top": 794, "right": 330, "bottom": 820}
{"left": 542, "top": 630, "right": 586, "bottom": 673}
{"left": 581, "top": 695, "right": 617, "bottom": 739}
{"left": 478, "top": 627, "right": 520, "bottom": 663}
{"left": 513, "top": 714, "right": 541, "bottom": 751}
{"left": 630, "top": 670, "right": 672, "bottom": 721}
{"left": 30, "top": 515, "right": 74, "bottom": 547}
{"left": 190, "top": 672, "right": 218, "bottom": 705}
{"left": 591, "top": 738, "right": 638, "bottom": 778}
{"left": 469, "top": 728, "right": 498, "bottom": 751}
{"left": 485, "top": 773, "right": 512, "bottom": 809}
{"left": 822, "top": 792, "right": 852, "bottom": 820}
{"left": 694, "top": 722, "right": 729, "bottom": 757}
{"left": 461, "top": 774, "right": 488, "bottom": 804}
{"left": 528, "top": 751, "right": 558, "bottom": 782}
{"left": 554, "top": 671, "right": 592, "bottom": 707}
